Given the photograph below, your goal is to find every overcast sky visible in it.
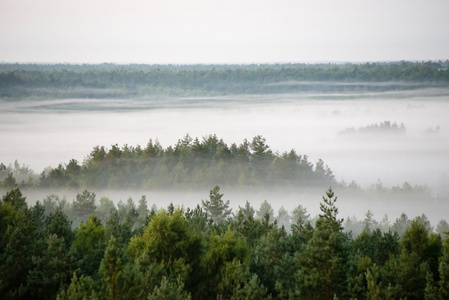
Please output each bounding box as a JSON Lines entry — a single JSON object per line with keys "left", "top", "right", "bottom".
{"left": 1, "top": 0, "right": 448, "bottom": 64}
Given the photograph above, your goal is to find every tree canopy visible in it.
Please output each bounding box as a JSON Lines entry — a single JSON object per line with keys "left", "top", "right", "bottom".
{"left": 1, "top": 186, "right": 448, "bottom": 299}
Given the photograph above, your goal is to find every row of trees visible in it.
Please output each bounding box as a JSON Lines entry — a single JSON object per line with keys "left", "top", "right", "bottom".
{"left": 338, "top": 121, "right": 407, "bottom": 136}
{"left": 1, "top": 186, "right": 448, "bottom": 299}
{"left": 2, "top": 135, "right": 335, "bottom": 190}
{"left": 1, "top": 61, "right": 448, "bottom": 98}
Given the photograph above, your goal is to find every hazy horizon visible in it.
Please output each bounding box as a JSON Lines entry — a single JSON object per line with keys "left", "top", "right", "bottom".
{"left": 1, "top": 0, "right": 448, "bottom": 64}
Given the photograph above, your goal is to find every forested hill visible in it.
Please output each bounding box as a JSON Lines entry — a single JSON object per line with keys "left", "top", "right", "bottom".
{"left": 1, "top": 61, "right": 448, "bottom": 98}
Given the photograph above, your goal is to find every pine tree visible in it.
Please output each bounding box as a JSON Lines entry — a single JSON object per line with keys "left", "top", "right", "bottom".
{"left": 296, "top": 188, "right": 348, "bottom": 300}
{"left": 276, "top": 206, "right": 290, "bottom": 230}
{"left": 201, "top": 186, "right": 232, "bottom": 223}
{"left": 366, "top": 264, "right": 381, "bottom": 300}
{"left": 28, "top": 234, "right": 74, "bottom": 299}
{"left": 72, "top": 190, "right": 96, "bottom": 219}
{"left": 136, "top": 195, "right": 149, "bottom": 229}
{"left": 147, "top": 276, "right": 191, "bottom": 300}
{"left": 424, "top": 272, "right": 438, "bottom": 300}
{"left": 57, "top": 273, "right": 98, "bottom": 300}
{"left": 256, "top": 200, "right": 274, "bottom": 221}
{"left": 291, "top": 204, "right": 310, "bottom": 225}
{"left": 363, "top": 210, "right": 377, "bottom": 234}
{"left": 99, "top": 236, "right": 123, "bottom": 300}
{"left": 439, "top": 246, "right": 449, "bottom": 299}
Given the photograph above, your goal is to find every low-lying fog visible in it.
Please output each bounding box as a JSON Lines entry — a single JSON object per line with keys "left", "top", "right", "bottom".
{"left": 1, "top": 87, "right": 449, "bottom": 223}
{"left": 12, "top": 187, "right": 449, "bottom": 229}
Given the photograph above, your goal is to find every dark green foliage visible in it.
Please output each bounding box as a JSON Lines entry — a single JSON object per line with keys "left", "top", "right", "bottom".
{"left": 366, "top": 264, "right": 382, "bottom": 300}
{"left": 127, "top": 208, "right": 203, "bottom": 293}
{"left": 147, "top": 277, "right": 191, "bottom": 300}
{"left": 438, "top": 243, "right": 449, "bottom": 299}
{"left": 0, "top": 189, "right": 40, "bottom": 299}
{"left": 250, "top": 225, "right": 291, "bottom": 297}
{"left": 401, "top": 219, "right": 442, "bottom": 279}
{"left": 382, "top": 249, "right": 429, "bottom": 300}
{"left": 353, "top": 229, "right": 400, "bottom": 266}
{"left": 28, "top": 234, "right": 74, "bottom": 299}
{"left": 203, "top": 229, "right": 250, "bottom": 299}
{"left": 57, "top": 273, "right": 99, "bottom": 300}
{"left": 425, "top": 271, "right": 438, "bottom": 300}
{"left": 45, "top": 207, "right": 75, "bottom": 250}
{"left": 1, "top": 187, "right": 27, "bottom": 210}
{"left": 295, "top": 188, "right": 349, "bottom": 300}
{"left": 72, "top": 215, "right": 106, "bottom": 278}
{"left": 99, "top": 236, "right": 124, "bottom": 300}
{"left": 0, "top": 211, "right": 35, "bottom": 298}
{"left": 235, "top": 274, "right": 272, "bottom": 300}
{"left": 1, "top": 187, "right": 448, "bottom": 299}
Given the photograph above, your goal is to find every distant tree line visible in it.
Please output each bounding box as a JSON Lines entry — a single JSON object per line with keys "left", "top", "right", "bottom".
{"left": 338, "top": 121, "right": 406, "bottom": 136}
{"left": 1, "top": 61, "right": 448, "bottom": 98}
{"left": 1, "top": 186, "right": 449, "bottom": 299}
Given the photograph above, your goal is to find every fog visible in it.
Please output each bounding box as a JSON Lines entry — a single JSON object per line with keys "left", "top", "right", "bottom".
{"left": 1, "top": 87, "right": 449, "bottom": 223}
{"left": 9, "top": 186, "right": 448, "bottom": 229}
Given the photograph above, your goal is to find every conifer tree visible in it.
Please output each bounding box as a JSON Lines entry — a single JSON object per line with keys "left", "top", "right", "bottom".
{"left": 296, "top": 188, "right": 348, "bottom": 300}
{"left": 72, "top": 190, "right": 96, "bottom": 220}
{"left": 99, "top": 236, "right": 123, "bottom": 300}
{"left": 439, "top": 246, "right": 449, "bottom": 299}
{"left": 424, "top": 271, "right": 438, "bottom": 300}
{"left": 28, "top": 234, "right": 73, "bottom": 299}
{"left": 201, "top": 186, "right": 231, "bottom": 223}
{"left": 256, "top": 200, "right": 274, "bottom": 221}
{"left": 291, "top": 204, "right": 310, "bottom": 225}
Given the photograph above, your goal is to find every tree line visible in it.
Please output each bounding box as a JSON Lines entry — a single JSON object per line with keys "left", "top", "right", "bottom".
{"left": 1, "top": 134, "right": 335, "bottom": 190}
{"left": 1, "top": 186, "right": 448, "bottom": 299}
{"left": 1, "top": 61, "right": 448, "bottom": 98}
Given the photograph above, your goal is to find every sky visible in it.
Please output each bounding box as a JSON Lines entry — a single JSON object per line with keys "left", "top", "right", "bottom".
{"left": 0, "top": 0, "right": 448, "bottom": 64}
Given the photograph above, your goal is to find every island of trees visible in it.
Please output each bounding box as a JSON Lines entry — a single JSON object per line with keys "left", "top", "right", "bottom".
{"left": 0, "top": 134, "right": 336, "bottom": 190}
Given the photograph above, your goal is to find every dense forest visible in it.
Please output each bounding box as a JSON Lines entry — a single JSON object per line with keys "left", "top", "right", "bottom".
{"left": 1, "top": 61, "right": 449, "bottom": 98}
{"left": 1, "top": 186, "right": 448, "bottom": 299}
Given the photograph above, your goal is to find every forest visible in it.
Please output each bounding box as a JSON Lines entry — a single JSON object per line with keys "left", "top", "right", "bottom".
{"left": 0, "top": 134, "right": 447, "bottom": 299}
{"left": 1, "top": 62, "right": 449, "bottom": 299}
{"left": 1, "top": 61, "right": 449, "bottom": 98}
{"left": 1, "top": 185, "right": 448, "bottom": 300}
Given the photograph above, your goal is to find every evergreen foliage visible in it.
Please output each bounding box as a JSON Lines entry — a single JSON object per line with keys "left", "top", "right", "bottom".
{"left": 31, "top": 134, "right": 337, "bottom": 190}
{"left": 201, "top": 186, "right": 232, "bottom": 223}
{"left": 0, "top": 187, "right": 447, "bottom": 299}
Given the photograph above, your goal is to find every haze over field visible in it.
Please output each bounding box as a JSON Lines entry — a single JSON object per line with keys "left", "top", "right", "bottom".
{"left": 1, "top": 87, "right": 448, "bottom": 190}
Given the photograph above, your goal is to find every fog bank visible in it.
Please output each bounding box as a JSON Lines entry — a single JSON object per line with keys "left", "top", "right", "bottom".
{"left": 1, "top": 88, "right": 449, "bottom": 192}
